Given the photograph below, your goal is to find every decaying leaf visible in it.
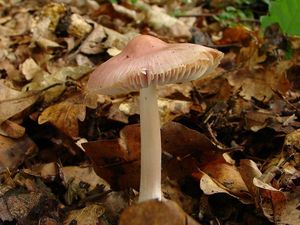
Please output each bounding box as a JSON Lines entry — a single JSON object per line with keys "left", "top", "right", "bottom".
{"left": 64, "top": 203, "right": 105, "bottom": 225}
{"left": 20, "top": 57, "right": 46, "bottom": 81}
{"left": 238, "top": 159, "right": 262, "bottom": 197}
{"left": 0, "top": 135, "right": 37, "bottom": 173}
{"left": 162, "top": 179, "right": 198, "bottom": 215}
{"left": 133, "top": 2, "right": 191, "bottom": 39}
{"left": 83, "top": 124, "right": 141, "bottom": 190}
{"left": 61, "top": 166, "right": 109, "bottom": 204}
{"left": 80, "top": 24, "right": 131, "bottom": 55}
{"left": 67, "top": 13, "right": 92, "bottom": 38}
{"left": 0, "top": 192, "right": 43, "bottom": 222}
{"left": 38, "top": 95, "right": 87, "bottom": 138}
{"left": 0, "top": 80, "right": 40, "bottom": 124}
{"left": 109, "top": 96, "right": 194, "bottom": 124}
{"left": 0, "top": 186, "right": 60, "bottom": 225}
{"left": 23, "top": 162, "right": 58, "bottom": 181}
{"left": 254, "top": 178, "right": 300, "bottom": 225}
{"left": 216, "top": 25, "right": 252, "bottom": 45}
{"left": 228, "top": 61, "right": 291, "bottom": 102}
{"left": 23, "top": 65, "right": 92, "bottom": 103}
{"left": 0, "top": 120, "right": 26, "bottom": 138}
{"left": 84, "top": 122, "right": 221, "bottom": 191}
{"left": 0, "top": 59, "right": 23, "bottom": 82}
{"left": 197, "top": 156, "right": 252, "bottom": 204}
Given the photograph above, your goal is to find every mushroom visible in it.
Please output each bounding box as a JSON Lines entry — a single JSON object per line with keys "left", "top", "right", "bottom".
{"left": 87, "top": 35, "right": 223, "bottom": 202}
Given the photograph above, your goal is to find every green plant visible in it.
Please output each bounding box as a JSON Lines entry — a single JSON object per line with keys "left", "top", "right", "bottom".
{"left": 260, "top": 0, "right": 300, "bottom": 36}
{"left": 214, "top": 6, "right": 254, "bottom": 27}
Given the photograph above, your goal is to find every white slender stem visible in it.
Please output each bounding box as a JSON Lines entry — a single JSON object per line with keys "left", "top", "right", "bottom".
{"left": 138, "top": 84, "right": 162, "bottom": 202}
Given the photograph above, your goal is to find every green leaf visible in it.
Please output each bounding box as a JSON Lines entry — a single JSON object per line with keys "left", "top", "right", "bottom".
{"left": 261, "top": 0, "right": 300, "bottom": 36}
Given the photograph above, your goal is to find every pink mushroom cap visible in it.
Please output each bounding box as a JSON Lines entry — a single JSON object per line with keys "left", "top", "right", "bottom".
{"left": 87, "top": 35, "right": 223, "bottom": 95}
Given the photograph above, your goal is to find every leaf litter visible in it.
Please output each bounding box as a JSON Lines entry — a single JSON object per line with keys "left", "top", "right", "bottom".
{"left": 0, "top": 0, "right": 299, "bottom": 225}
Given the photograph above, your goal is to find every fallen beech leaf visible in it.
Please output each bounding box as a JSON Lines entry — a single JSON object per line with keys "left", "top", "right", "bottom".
{"left": 157, "top": 83, "right": 193, "bottom": 100}
{"left": 134, "top": 2, "right": 191, "bottom": 39}
{"left": 0, "top": 135, "right": 37, "bottom": 173}
{"left": 81, "top": 25, "right": 114, "bottom": 54}
{"left": 161, "top": 122, "right": 219, "bottom": 161}
{"left": 83, "top": 124, "right": 141, "bottom": 190}
{"left": 162, "top": 180, "right": 198, "bottom": 215}
{"left": 200, "top": 173, "right": 235, "bottom": 196}
{"left": 119, "top": 199, "right": 200, "bottom": 225}
{"left": 113, "top": 96, "right": 195, "bottom": 124}
{"left": 228, "top": 61, "right": 291, "bottom": 102}
{"left": 0, "top": 80, "right": 40, "bottom": 124}
{"left": 285, "top": 128, "right": 300, "bottom": 148}
{"left": 38, "top": 95, "right": 87, "bottom": 137}
{"left": 158, "top": 99, "right": 193, "bottom": 125}
{"left": 238, "top": 159, "right": 262, "bottom": 197}
{"left": 198, "top": 156, "right": 252, "bottom": 204}
{"left": 23, "top": 65, "right": 92, "bottom": 103}
{"left": 64, "top": 203, "right": 105, "bottom": 225}
{"left": 67, "top": 13, "right": 92, "bottom": 38}
{"left": 0, "top": 192, "right": 43, "bottom": 222}
{"left": 80, "top": 24, "right": 130, "bottom": 54}
{"left": 0, "top": 120, "right": 25, "bottom": 138}
{"left": 23, "top": 162, "right": 58, "bottom": 181}
{"left": 216, "top": 25, "right": 252, "bottom": 45}
{"left": 20, "top": 58, "right": 45, "bottom": 81}
{"left": 253, "top": 178, "right": 300, "bottom": 225}
{"left": 0, "top": 60, "right": 23, "bottom": 82}
{"left": 84, "top": 122, "right": 221, "bottom": 190}
{"left": 236, "top": 41, "right": 266, "bottom": 69}
{"left": 112, "top": 3, "right": 140, "bottom": 21}
{"left": 61, "top": 166, "right": 109, "bottom": 204}
{"left": 0, "top": 189, "right": 60, "bottom": 224}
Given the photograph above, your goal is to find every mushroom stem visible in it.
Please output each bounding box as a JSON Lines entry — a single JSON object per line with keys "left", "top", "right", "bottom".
{"left": 139, "top": 84, "right": 162, "bottom": 202}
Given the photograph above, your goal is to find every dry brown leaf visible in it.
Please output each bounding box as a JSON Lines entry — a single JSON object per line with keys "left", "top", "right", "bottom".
{"left": 23, "top": 162, "right": 58, "bottom": 181}
{"left": 0, "top": 187, "right": 60, "bottom": 224}
{"left": 157, "top": 83, "right": 193, "bottom": 100}
{"left": 253, "top": 178, "right": 300, "bottom": 225}
{"left": 0, "top": 60, "right": 23, "bottom": 82}
{"left": 216, "top": 25, "right": 252, "bottom": 45}
{"left": 38, "top": 95, "right": 87, "bottom": 138}
{"left": 67, "top": 13, "right": 92, "bottom": 38}
{"left": 23, "top": 65, "right": 92, "bottom": 103}
{"left": 238, "top": 159, "right": 262, "bottom": 197}
{"left": 83, "top": 124, "right": 141, "bottom": 190}
{"left": 61, "top": 166, "right": 109, "bottom": 204}
{"left": 0, "top": 80, "right": 40, "bottom": 124}
{"left": 0, "top": 192, "right": 43, "bottom": 222}
{"left": 228, "top": 61, "right": 291, "bottom": 102}
{"left": 133, "top": 2, "right": 191, "bottom": 39}
{"left": 20, "top": 58, "right": 46, "bottom": 81}
{"left": 198, "top": 156, "right": 252, "bottom": 204}
{"left": 0, "top": 120, "right": 26, "bottom": 138}
{"left": 110, "top": 96, "right": 194, "bottom": 124}
{"left": 64, "top": 203, "right": 105, "bottom": 225}
{"left": 162, "top": 179, "right": 198, "bottom": 215}
{"left": 0, "top": 135, "right": 37, "bottom": 173}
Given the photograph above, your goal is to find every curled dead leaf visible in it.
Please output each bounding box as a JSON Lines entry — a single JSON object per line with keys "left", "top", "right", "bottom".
{"left": 64, "top": 203, "right": 105, "bottom": 225}
{"left": 0, "top": 80, "right": 40, "bottom": 124}
{"left": 0, "top": 135, "right": 37, "bottom": 173}
{"left": 38, "top": 95, "right": 87, "bottom": 138}
{"left": 197, "top": 156, "right": 252, "bottom": 204}
{"left": 0, "top": 120, "right": 26, "bottom": 138}
{"left": 83, "top": 124, "right": 141, "bottom": 190}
